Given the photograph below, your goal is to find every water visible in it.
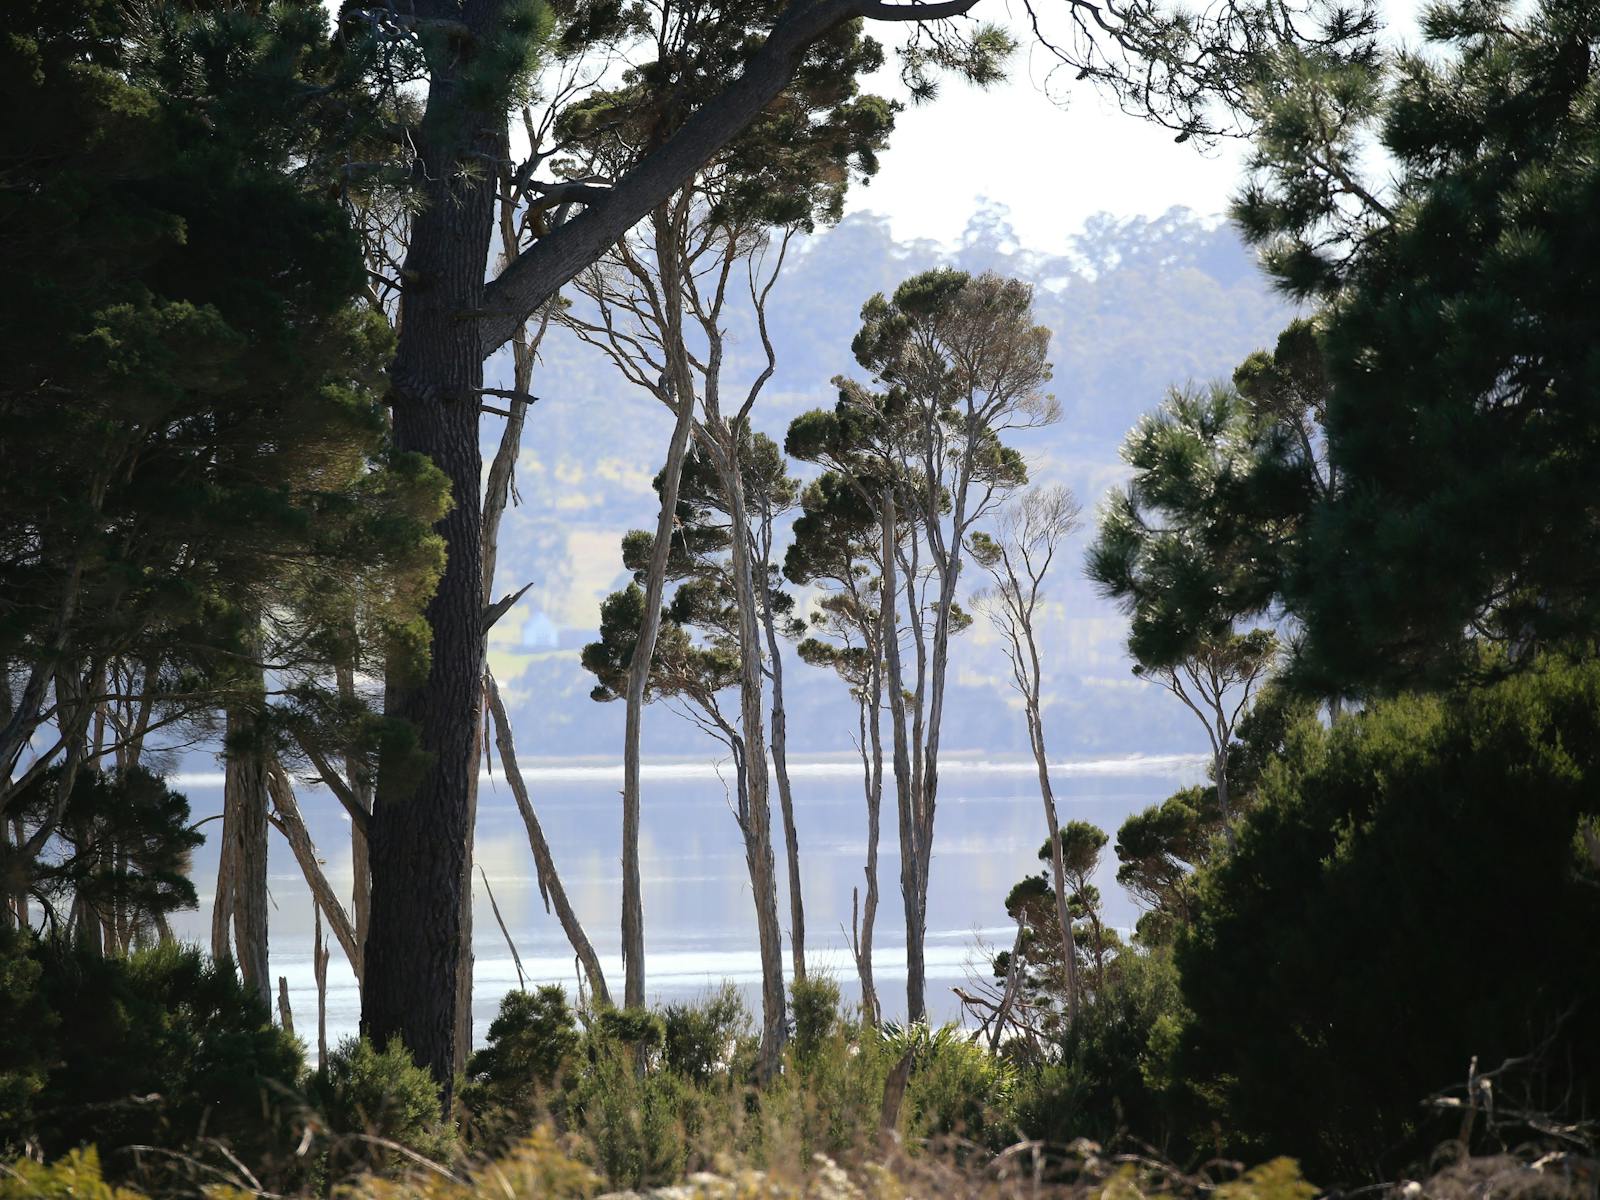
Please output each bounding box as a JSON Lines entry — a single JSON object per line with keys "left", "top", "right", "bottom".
{"left": 166, "top": 753, "right": 1205, "bottom": 1050}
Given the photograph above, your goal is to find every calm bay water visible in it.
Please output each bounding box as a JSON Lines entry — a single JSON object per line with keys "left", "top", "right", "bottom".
{"left": 166, "top": 753, "right": 1204, "bottom": 1050}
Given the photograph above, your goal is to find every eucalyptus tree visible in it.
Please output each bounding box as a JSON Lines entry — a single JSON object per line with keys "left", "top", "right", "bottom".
{"left": 969, "top": 484, "right": 1083, "bottom": 1018}
{"left": 857, "top": 270, "right": 1057, "bottom": 1021}
{"left": 584, "top": 431, "right": 803, "bottom": 1077}
{"left": 1088, "top": 384, "right": 1285, "bottom": 846}
{"left": 786, "top": 472, "right": 888, "bottom": 1022}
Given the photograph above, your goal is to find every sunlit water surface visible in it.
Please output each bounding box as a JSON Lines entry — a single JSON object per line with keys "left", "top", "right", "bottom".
{"left": 165, "top": 753, "right": 1204, "bottom": 1050}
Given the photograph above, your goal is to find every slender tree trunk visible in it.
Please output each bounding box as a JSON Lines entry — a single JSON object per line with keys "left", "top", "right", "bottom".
{"left": 266, "top": 761, "right": 361, "bottom": 974}
{"left": 314, "top": 904, "right": 330, "bottom": 1072}
{"left": 854, "top": 655, "right": 883, "bottom": 1025}
{"left": 212, "top": 811, "right": 236, "bottom": 964}
{"left": 618, "top": 208, "right": 698, "bottom": 1010}
{"left": 716, "top": 432, "right": 787, "bottom": 1077}
{"left": 337, "top": 662, "right": 371, "bottom": 983}
{"left": 1215, "top": 750, "right": 1236, "bottom": 852}
{"left": 760, "top": 597, "right": 805, "bottom": 982}
{"left": 364, "top": 21, "right": 500, "bottom": 1092}
{"left": 485, "top": 672, "right": 611, "bottom": 1006}
{"left": 989, "top": 919, "right": 1027, "bottom": 1053}
{"left": 620, "top": 393, "right": 695, "bottom": 1011}
{"left": 879, "top": 490, "right": 923, "bottom": 1022}
{"left": 1028, "top": 709, "right": 1079, "bottom": 1023}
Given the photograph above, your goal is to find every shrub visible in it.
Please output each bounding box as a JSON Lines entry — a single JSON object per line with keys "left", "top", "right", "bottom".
{"left": 894, "top": 1024, "right": 1016, "bottom": 1151}
{"left": 0, "top": 926, "right": 47, "bottom": 1144}
{"left": 661, "top": 984, "right": 755, "bottom": 1085}
{"left": 4, "top": 938, "right": 304, "bottom": 1186}
{"left": 310, "top": 1038, "right": 456, "bottom": 1178}
{"left": 1012, "top": 947, "right": 1186, "bottom": 1153}
{"left": 0, "top": 1148, "right": 146, "bottom": 1200}
{"left": 1175, "top": 659, "right": 1600, "bottom": 1183}
{"left": 461, "top": 987, "right": 579, "bottom": 1147}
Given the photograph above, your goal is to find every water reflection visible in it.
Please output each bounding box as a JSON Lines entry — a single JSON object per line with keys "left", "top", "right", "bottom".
{"left": 166, "top": 754, "right": 1204, "bottom": 1047}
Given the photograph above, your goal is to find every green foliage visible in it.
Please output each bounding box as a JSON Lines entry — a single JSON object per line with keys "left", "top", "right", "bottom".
{"left": 310, "top": 1038, "right": 457, "bottom": 1177}
{"left": 0, "top": 0, "right": 448, "bottom": 814}
{"left": 1087, "top": 383, "right": 1280, "bottom": 671}
{"left": 1174, "top": 658, "right": 1600, "bottom": 1181}
{"left": 661, "top": 985, "right": 755, "bottom": 1086}
{"left": 0, "top": 928, "right": 47, "bottom": 1142}
{"left": 1114, "top": 787, "right": 1223, "bottom": 945}
{"left": 0, "top": 939, "right": 304, "bottom": 1184}
{"left": 1235, "top": 0, "right": 1600, "bottom": 689}
{"left": 887, "top": 1024, "right": 1016, "bottom": 1151}
{"left": 1011, "top": 948, "right": 1187, "bottom": 1152}
{"left": 6, "top": 767, "right": 201, "bottom": 947}
{"left": 462, "top": 986, "right": 580, "bottom": 1145}
{"left": 0, "top": 1148, "right": 145, "bottom": 1200}
{"left": 552, "top": 3, "right": 893, "bottom": 231}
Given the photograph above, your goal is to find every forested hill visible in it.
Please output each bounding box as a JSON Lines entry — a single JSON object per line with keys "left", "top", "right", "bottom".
{"left": 485, "top": 203, "right": 1293, "bottom": 760}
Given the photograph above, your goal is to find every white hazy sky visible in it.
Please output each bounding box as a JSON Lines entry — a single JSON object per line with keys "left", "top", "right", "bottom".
{"left": 844, "top": 29, "right": 1252, "bottom": 252}
{"left": 845, "top": 2, "right": 1422, "bottom": 252}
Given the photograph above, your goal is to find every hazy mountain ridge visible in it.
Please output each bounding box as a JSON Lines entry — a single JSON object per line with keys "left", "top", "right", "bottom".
{"left": 483, "top": 203, "right": 1294, "bottom": 761}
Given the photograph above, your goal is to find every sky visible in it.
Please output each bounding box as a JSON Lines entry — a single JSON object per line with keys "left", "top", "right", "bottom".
{"left": 844, "top": 20, "right": 1253, "bottom": 253}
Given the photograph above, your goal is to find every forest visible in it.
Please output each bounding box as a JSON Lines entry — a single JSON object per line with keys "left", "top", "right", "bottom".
{"left": 1, "top": 0, "right": 1598, "bottom": 1197}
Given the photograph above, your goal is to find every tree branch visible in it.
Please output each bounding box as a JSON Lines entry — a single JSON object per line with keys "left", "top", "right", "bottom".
{"left": 478, "top": 0, "right": 981, "bottom": 355}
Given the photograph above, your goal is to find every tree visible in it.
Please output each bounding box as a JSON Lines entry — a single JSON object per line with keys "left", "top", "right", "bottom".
{"left": 970, "top": 485, "right": 1084, "bottom": 1018}
{"left": 818, "top": 269, "right": 1056, "bottom": 1020}
{"left": 787, "top": 471, "right": 888, "bottom": 1022}
{"left": 6, "top": 767, "right": 201, "bottom": 953}
{"left": 1088, "top": 384, "right": 1282, "bottom": 846}
{"left": 557, "top": 16, "right": 883, "bottom": 1009}
{"left": 584, "top": 431, "right": 803, "bottom": 1076}
{"left": 1232, "top": 0, "right": 1600, "bottom": 691}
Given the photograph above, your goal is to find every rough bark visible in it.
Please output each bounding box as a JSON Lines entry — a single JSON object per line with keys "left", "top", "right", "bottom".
{"left": 223, "top": 684, "right": 271, "bottom": 1009}
{"left": 336, "top": 662, "right": 372, "bottom": 979}
{"left": 485, "top": 671, "right": 612, "bottom": 1006}
{"left": 363, "top": 13, "right": 500, "bottom": 1089}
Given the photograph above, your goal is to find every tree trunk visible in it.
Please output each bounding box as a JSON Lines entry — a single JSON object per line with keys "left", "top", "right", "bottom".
{"left": 266, "top": 761, "right": 361, "bottom": 975}
{"left": 337, "top": 662, "right": 371, "bottom": 985}
{"left": 211, "top": 809, "right": 236, "bottom": 964}
{"left": 760, "top": 594, "right": 805, "bottom": 983}
{"left": 364, "top": 27, "right": 500, "bottom": 1093}
{"left": 223, "top": 685, "right": 271, "bottom": 1009}
{"left": 1216, "top": 750, "right": 1237, "bottom": 852}
{"left": 879, "top": 489, "right": 923, "bottom": 1022}
{"left": 1028, "top": 709, "right": 1079, "bottom": 1023}
{"left": 853, "top": 654, "right": 883, "bottom": 1025}
{"left": 485, "top": 671, "right": 612, "bottom": 1006}
{"left": 618, "top": 208, "right": 699, "bottom": 1010}
{"left": 454, "top": 717, "right": 480, "bottom": 1072}
{"left": 717, "top": 432, "right": 787, "bottom": 1078}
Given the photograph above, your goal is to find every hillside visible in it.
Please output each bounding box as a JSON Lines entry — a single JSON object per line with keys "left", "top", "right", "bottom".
{"left": 483, "top": 202, "right": 1294, "bottom": 761}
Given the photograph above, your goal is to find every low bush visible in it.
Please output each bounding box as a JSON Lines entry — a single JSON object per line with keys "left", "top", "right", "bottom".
{"left": 309, "top": 1037, "right": 457, "bottom": 1178}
